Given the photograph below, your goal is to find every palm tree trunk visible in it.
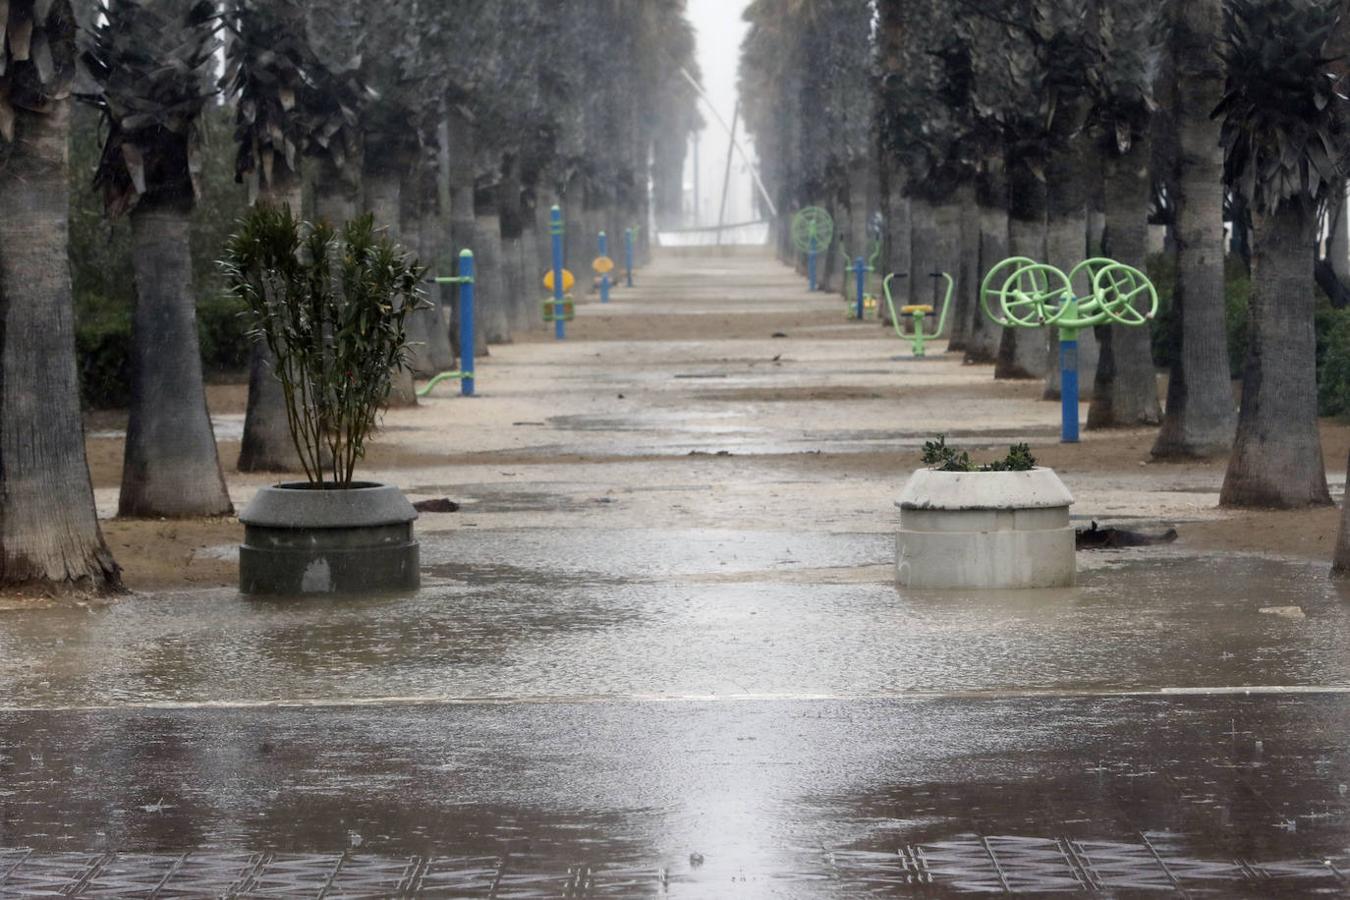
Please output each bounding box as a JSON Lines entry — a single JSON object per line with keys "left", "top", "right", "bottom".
{"left": 413, "top": 156, "right": 455, "bottom": 373}
{"left": 996, "top": 162, "right": 1050, "bottom": 380}
{"left": 1088, "top": 143, "right": 1162, "bottom": 428}
{"left": 931, "top": 197, "right": 962, "bottom": 340}
{"left": 1152, "top": 0, "right": 1236, "bottom": 458}
{"left": 0, "top": 102, "right": 121, "bottom": 590}
{"left": 364, "top": 159, "right": 418, "bottom": 407}
{"left": 447, "top": 116, "right": 489, "bottom": 359}
{"left": 239, "top": 177, "right": 305, "bottom": 472}
{"left": 475, "top": 182, "right": 512, "bottom": 345}
{"left": 966, "top": 157, "right": 1007, "bottom": 365}
{"left": 949, "top": 180, "right": 978, "bottom": 351}
{"left": 909, "top": 196, "right": 937, "bottom": 309}
{"left": 885, "top": 172, "right": 912, "bottom": 313}
{"left": 119, "top": 202, "right": 233, "bottom": 518}
{"left": 1043, "top": 143, "right": 1097, "bottom": 400}
{"left": 1219, "top": 202, "right": 1331, "bottom": 508}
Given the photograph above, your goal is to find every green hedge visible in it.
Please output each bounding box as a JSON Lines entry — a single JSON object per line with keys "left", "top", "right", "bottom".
{"left": 75, "top": 295, "right": 252, "bottom": 410}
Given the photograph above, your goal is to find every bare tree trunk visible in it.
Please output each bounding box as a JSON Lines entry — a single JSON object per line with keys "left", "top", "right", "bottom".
{"left": 1089, "top": 144, "right": 1162, "bottom": 428}
{"left": 1153, "top": 0, "right": 1236, "bottom": 458}
{"left": 239, "top": 177, "right": 304, "bottom": 472}
{"left": 0, "top": 102, "right": 121, "bottom": 590}
{"left": 1220, "top": 202, "right": 1331, "bottom": 508}
{"left": 365, "top": 159, "right": 418, "bottom": 406}
{"left": 966, "top": 157, "right": 1007, "bottom": 365}
{"left": 119, "top": 203, "right": 233, "bottom": 518}
{"left": 996, "top": 163, "right": 1050, "bottom": 380}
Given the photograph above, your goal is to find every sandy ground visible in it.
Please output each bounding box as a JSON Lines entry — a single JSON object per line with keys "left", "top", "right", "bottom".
{"left": 80, "top": 250, "right": 1350, "bottom": 592}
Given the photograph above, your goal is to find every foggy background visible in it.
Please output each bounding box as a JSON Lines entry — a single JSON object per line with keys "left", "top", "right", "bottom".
{"left": 685, "top": 0, "right": 759, "bottom": 231}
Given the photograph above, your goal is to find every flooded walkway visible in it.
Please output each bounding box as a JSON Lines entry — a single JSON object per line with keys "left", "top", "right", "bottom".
{"left": 5, "top": 250, "right": 1350, "bottom": 896}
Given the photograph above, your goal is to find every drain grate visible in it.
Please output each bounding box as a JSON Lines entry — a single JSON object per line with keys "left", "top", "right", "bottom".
{"left": 0, "top": 838, "right": 1344, "bottom": 896}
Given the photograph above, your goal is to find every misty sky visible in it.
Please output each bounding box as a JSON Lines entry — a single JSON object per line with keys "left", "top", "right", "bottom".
{"left": 685, "top": 0, "right": 756, "bottom": 230}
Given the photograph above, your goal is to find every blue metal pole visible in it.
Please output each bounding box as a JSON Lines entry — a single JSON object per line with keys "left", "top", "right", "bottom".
{"left": 550, "top": 205, "right": 565, "bottom": 340}
{"left": 1060, "top": 336, "right": 1079, "bottom": 443}
{"left": 808, "top": 235, "right": 818, "bottom": 292}
{"left": 854, "top": 256, "right": 865, "bottom": 320}
{"left": 599, "top": 231, "right": 610, "bottom": 304}
{"left": 458, "top": 249, "right": 475, "bottom": 397}
{"left": 624, "top": 228, "right": 634, "bottom": 287}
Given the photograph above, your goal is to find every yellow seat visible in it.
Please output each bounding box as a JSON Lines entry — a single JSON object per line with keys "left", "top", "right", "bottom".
{"left": 901, "top": 304, "right": 934, "bottom": 315}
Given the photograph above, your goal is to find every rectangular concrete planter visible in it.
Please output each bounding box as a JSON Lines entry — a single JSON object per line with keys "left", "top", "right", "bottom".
{"left": 895, "top": 467, "right": 1075, "bottom": 589}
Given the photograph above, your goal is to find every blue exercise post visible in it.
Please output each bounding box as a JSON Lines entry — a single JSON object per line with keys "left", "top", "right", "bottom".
{"left": 853, "top": 256, "right": 866, "bottom": 320}
{"left": 420, "top": 248, "right": 476, "bottom": 398}
{"left": 624, "top": 227, "right": 635, "bottom": 288}
{"left": 458, "top": 250, "right": 475, "bottom": 397}
{"left": 809, "top": 237, "right": 819, "bottom": 292}
{"left": 599, "top": 231, "right": 610, "bottom": 303}
{"left": 551, "top": 205, "right": 566, "bottom": 340}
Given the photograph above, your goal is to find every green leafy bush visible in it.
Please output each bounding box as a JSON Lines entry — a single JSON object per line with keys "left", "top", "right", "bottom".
{"left": 921, "top": 435, "right": 1037, "bottom": 472}
{"left": 1319, "top": 308, "right": 1350, "bottom": 417}
{"left": 197, "top": 294, "right": 252, "bottom": 373}
{"left": 76, "top": 308, "right": 133, "bottom": 409}
{"left": 222, "top": 207, "right": 427, "bottom": 485}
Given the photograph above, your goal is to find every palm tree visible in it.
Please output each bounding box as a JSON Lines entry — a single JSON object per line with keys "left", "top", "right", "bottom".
{"left": 1087, "top": 0, "right": 1165, "bottom": 428}
{"left": 1034, "top": 0, "right": 1101, "bottom": 400}
{"left": 1151, "top": 0, "right": 1237, "bottom": 458}
{"left": 225, "top": 0, "right": 315, "bottom": 469}
{"left": 1218, "top": 0, "right": 1342, "bottom": 508}
{"left": 0, "top": 0, "right": 121, "bottom": 590}
{"left": 82, "top": 0, "right": 234, "bottom": 518}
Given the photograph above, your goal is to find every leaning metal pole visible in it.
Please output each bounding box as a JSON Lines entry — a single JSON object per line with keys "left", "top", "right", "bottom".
{"left": 679, "top": 68, "right": 777, "bottom": 218}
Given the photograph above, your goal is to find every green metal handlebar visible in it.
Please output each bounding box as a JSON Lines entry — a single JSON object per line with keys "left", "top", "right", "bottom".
{"left": 980, "top": 257, "right": 1158, "bottom": 338}
{"left": 882, "top": 271, "right": 954, "bottom": 340}
{"left": 839, "top": 239, "right": 884, "bottom": 271}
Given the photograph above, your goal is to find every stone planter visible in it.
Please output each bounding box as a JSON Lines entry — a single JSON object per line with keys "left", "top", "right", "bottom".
{"left": 895, "top": 467, "right": 1075, "bottom": 589}
{"left": 239, "top": 482, "right": 419, "bottom": 595}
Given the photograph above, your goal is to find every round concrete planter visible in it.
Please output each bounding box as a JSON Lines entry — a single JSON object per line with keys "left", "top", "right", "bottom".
{"left": 895, "top": 467, "right": 1075, "bottom": 590}
{"left": 239, "top": 482, "right": 419, "bottom": 596}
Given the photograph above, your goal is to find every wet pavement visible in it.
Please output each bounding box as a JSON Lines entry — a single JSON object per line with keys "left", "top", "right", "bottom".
{"left": 7, "top": 251, "right": 1350, "bottom": 896}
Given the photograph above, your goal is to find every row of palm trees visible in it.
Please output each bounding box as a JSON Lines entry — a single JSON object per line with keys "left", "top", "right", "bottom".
{"left": 740, "top": 0, "right": 1350, "bottom": 523}
{"left": 0, "top": 0, "right": 701, "bottom": 593}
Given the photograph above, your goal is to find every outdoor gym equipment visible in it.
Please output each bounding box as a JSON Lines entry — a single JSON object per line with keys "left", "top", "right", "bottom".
{"left": 791, "top": 207, "right": 834, "bottom": 291}
{"left": 419, "top": 249, "right": 476, "bottom": 398}
{"left": 980, "top": 256, "right": 1159, "bottom": 443}
{"left": 839, "top": 240, "right": 883, "bottom": 320}
{"left": 882, "top": 271, "right": 954, "bottom": 358}
{"left": 545, "top": 205, "right": 572, "bottom": 338}
{"left": 595, "top": 232, "right": 615, "bottom": 303}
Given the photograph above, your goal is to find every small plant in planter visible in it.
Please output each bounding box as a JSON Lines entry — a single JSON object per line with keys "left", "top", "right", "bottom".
{"left": 898, "top": 435, "right": 1074, "bottom": 589}
{"left": 920, "top": 435, "right": 1037, "bottom": 472}
{"left": 222, "top": 205, "right": 426, "bottom": 486}
{"left": 223, "top": 206, "right": 429, "bottom": 595}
